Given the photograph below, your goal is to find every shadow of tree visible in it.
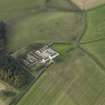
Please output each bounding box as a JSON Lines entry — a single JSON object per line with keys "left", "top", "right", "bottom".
{"left": 0, "top": 21, "right": 7, "bottom": 51}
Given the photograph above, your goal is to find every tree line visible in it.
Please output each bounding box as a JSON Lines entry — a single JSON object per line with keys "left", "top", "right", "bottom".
{"left": 0, "top": 54, "right": 34, "bottom": 89}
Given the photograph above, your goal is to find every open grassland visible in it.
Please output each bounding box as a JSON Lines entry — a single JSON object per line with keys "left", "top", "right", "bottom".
{"left": 0, "top": 0, "right": 81, "bottom": 22}
{"left": 81, "top": 5, "right": 105, "bottom": 43}
{"left": 80, "top": 5, "right": 105, "bottom": 71}
{"left": 0, "top": 0, "right": 46, "bottom": 20}
{"left": 16, "top": 4, "right": 105, "bottom": 105}
{"left": 82, "top": 40, "right": 105, "bottom": 71}
{"left": 52, "top": 43, "right": 74, "bottom": 55}
{"left": 0, "top": 0, "right": 85, "bottom": 51}
{"left": 17, "top": 48, "right": 105, "bottom": 105}
{"left": 7, "top": 10, "right": 85, "bottom": 51}
{"left": 72, "top": 0, "right": 105, "bottom": 10}
{"left": 1, "top": 1, "right": 105, "bottom": 105}
{"left": 80, "top": 5, "right": 105, "bottom": 105}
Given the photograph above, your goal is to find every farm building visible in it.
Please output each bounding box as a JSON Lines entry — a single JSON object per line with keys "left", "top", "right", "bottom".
{"left": 0, "top": 21, "right": 6, "bottom": 39}
{"left": 21, "top": 45, "right": 59, "bottom": 67}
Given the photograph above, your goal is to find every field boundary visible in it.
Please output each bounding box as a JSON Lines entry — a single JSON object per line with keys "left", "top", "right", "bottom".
{"left": 3, "top": 1, "right": 88, "bottom": 105}
{"left": 87, "top": 3, "right": 105, "bottom": 11}
{"left": 76, "top": 10, "right": 87, "bottom": 42}
{"left": 78, "top": 45, "right": 105, "bottom": 74}
{"left": 80, "top": 37, "right": 105, "bottom": 45}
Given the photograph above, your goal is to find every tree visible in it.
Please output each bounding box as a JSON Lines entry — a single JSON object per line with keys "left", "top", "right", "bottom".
{"left": 0, "top": 21, "right": 6, "bottom": 39}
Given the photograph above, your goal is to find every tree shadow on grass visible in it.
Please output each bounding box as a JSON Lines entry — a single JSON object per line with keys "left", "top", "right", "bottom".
{"left": 0, "top": 21, "right": 7, "bottom": 52}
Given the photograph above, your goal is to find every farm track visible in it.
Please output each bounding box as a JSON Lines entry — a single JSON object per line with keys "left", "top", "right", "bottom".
{"left": 80, "top": 37, "right": 105, "bottom": 45}
{"left": 74, "top": 6, "right": 105, "bottom": 76}
{"left": 77, "top": 45, "right": 105, "bottom": 74}
{"left": 70, "top": 32, "right": 105, "bottom": 75}
{"left": 76, "top": 29, "right": 105, "bottom": 75}
{"left": 76, "top": 11, "right": 87, "bottom": 42}
{"left": 8, "top": 2, "right": 85, "bottom": 104}
{"left": 6, "top": 0, "right": 85, "bottom": 46}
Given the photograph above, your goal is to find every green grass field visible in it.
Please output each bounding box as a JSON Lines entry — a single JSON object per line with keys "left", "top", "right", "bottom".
{"left": 17, "top": 48, "right": 105, "bottom": 105}
{"left": 16, "top": 3, "right": 105, "bottom": 105}
{"left": 0, "top": 0, "right": 81, "bottom": 21}
{"left": 7, "top": 11, "right": 85, "bottom": 51}
{"left": 0, "top": 0, "right": 86, "bottom": 51}
{"left": 1, "top": 0, "right": 105, "bottom": 105}
{"left": 81, "top": 5, "right": 105, "bottom": 69}
{"left": 52, "top": 43, "right": 73, "bottom": 55}
{"left": 81, "top": 5, "right": 105, "bottom": 43}
{"left": 82, "top": 40, "right": 105, "bottom": 70}
{"left": 0, "top": 0, "right": 46, "bottom": 20}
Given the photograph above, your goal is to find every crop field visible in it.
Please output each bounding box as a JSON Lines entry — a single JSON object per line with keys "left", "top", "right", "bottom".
{"left": 0, "top": 0, "right": 105, "bottom": 105}
{"left": 71, "top": 0, "right": 105, "bottom": 10}
{"left": 16, "top": 3, "right": 105, "bottom": 105}
{"left": 81, "top": 5, "right": 105, "bottom": 72}
{"left": 81, "top": 5, "right": 105, "bottom": 42}
{"left": 17, "top": 48, "right": 105, "bottom": 105}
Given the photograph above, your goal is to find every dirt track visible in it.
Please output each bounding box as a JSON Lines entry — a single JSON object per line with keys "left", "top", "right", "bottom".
{"left": 71, "top": 0, "right": 105, "bottom": 10}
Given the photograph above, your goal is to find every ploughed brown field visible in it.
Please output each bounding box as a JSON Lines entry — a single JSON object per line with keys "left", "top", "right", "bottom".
{"left": 71, "top": 0, "right": 105, "bottom": 9}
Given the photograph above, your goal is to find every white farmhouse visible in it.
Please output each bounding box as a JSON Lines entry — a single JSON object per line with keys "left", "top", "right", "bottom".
{"left": 22, "top": 45, "right": 59, "bottom": 67}
{"left": 35, "top": 45, "right": 59, "bottom": 64}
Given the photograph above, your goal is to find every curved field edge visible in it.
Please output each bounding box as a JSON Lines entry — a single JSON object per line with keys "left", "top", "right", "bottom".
{"left": 79, "top": 4, "right": 105, "bottom": 71}
{"left": 80, "top": 5, "right": 105, "bottom": 43}
{"left": 0, "top": 1, "right": 85, "bottom": 105}
{"left": 6, "top": 10, "right": 85, "bottom": 52}
{"left": 0, "top": 0, "right": 86, "bottom": 52}
{"left": 12, "top": 2, "right": 105, "bottom": 105}
{"left": 81, "top": 39, "right": 105, "bottom": 72}
{"left": 1, "top": 1, "right": 105, "bottom": 105}
{"left": 16, "top": 4, "right": 105, "bottom": 105}
{"left": 71, "top": 0, "right": 105, "bottom": 10}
